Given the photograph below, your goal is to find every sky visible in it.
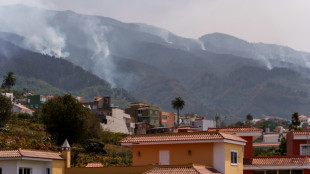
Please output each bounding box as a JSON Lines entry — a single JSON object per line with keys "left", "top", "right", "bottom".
{"left": 0, "top": 0, "right": 309, "bottom": 52}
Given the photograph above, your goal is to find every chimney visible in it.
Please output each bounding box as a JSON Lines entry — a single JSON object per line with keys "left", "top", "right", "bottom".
{"left": 61, "top": 139, "right": 71, "bottom": 168}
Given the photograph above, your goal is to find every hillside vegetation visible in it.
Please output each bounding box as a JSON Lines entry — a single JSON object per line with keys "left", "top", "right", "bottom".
{"left": 0, "top": 116, "right": 131, "bottom": 167}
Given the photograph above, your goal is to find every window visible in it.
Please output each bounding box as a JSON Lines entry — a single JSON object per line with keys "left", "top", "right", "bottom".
{"left": 150, "top": 110, "right": 153, "bottom": 114}
{"left": 107, "top": 112, "right": 112, "bottom": 116}
{"left": 27, "top": 99, "right": 30, "bottom": 103}
{"left": 253, "top": 171, "right": 265, "bottom": 174}
{"left": 300, "top": 144, "right": 310, "bottom": 155}
{"left": 138, "top": 110, "right": 142, "bottom": 114}
{"left": 162, "top": 115, "right": 167, "bottom": 120}
{"left": 30, "top": 105, "right": 33, "bottom": 108}
{"left": 230, "top": 150, "right": 238, "bottom": 165}
{"left": 278, "top": 170, "right": 290, "bottom": 174}
{"left": 104, "top": 99, "right": 108, "bottom": 103}
{"left": 35, "top": 104, "right": 39, "bottom": 109}
{"left": 155, "top": 111, "right": 158, "bottom": 114}
{"left": 46, "top": 168, "right": 50, "bottom": 174}
{"left": 19, "top": 168, "right": 31, "bottom": 174}
{"left": 0, "top": 168, "right": 2, "bottom": 174}
{"left": 291, "top": 170, "right": 303, "bottom": 174}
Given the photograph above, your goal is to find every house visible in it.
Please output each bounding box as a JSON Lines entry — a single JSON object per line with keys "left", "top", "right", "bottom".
{"left": 240, "top": 129, "right": 310, "bottom": 174}
{"left": 1, "top": 92, "right": 13, "bottom": 101}
{"left": 12, "top": 103, "right": 34, "bottom": 115}
{"left": 0, "top": 140, "right": 69, "bottom": 174}
{"left": 125, "top": 103, "right": 161, "bottom": 127}
{"left": 191, "top": 119, "right": 216, "bottom": 131}
{"left": 299, "top": 115, "right": 309, "bottom": 126}
{"left": 208, "top": 127, "right": 263, "bottom": 158}
{"left": 26, "top": 95, "right": 54, "bottom": 109}
{"left": 120, "top": 131, "right": 246, "bottom": 174}
{"left": 84, "top": 96, "right": 134, "bottom": 134}
{"left": 243, "top": 156, "right": 308, "bottom": 174}
{"left": 159, "top": 112, "right": 175, "bottom": 127}
{"left": 286, "top": 131, "right": 310, "bottom": 156}
{"left": 135, "top": 122, "right": 153, "bottom": 134}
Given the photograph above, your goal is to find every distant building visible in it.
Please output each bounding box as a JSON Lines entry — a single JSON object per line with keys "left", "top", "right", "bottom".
{"left": 135, "top": 122, "right": 153, "bottom": 134}
{"left": 1, "top": 92, "right": 13, "bottom": 101}
{"left": 12, "top": 103, "right": 34, "bottom": 115}
{"left": 191, "top": 119, "right": 216, "bottom": 131}
{"left": 26, "top": 95, "right": 54, "bottom": 109}
{"left": 159, "top": 112, "right": 175, "bottom": 127}
{"left": 299, "top": 115, "right": 308, "bottom": 126}
{"left": 125, "top": 103, "right": 161, "bottom": 127}
{"left": 84, "top": 96, "right": 134, "bottom": 134}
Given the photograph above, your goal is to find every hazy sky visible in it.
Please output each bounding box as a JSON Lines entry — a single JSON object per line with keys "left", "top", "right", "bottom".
{"left": 0, "top": 0, "right": 310, "bottom": 52}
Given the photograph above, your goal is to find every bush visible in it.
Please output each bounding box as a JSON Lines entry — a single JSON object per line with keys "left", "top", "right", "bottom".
{"left": 17, "top": 113, "right": 32, "bottom": 120}
{"left": 82, "top": 139, "right": 106, "bottom": 154}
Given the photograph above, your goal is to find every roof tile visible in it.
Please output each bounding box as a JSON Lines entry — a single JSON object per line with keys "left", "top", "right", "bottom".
{"left": 86, "top": 163, "right": 103, "bottom": 167}
{"left": 244, "top": 156, "right": 310, "bottom": 166}
{"left": 208, "top": 127, "right": 262, "bottom": 133}
{"left": 0, "top": 149, "right": 63, "bottom": 160}
{"left": 120, "top": 132, "right": 246, "bottom": 144}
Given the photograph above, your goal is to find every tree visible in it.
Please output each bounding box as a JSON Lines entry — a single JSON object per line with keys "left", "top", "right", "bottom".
{"left": 2, "top": 72, "right": 16, "bottom": 92}
{"left": 41, "top": 94, "right": 90, "bottom": 145}
{"left": 279, "top": 137, "right": 287, "bottom": 155}
{"left": 246, "top": 113, "right": 253, "bottom": 125}
{"left": 289, "top": 112, "right": 301, "bottom": 131}
{"left": 171, "top": 97, "right": 185, "bottom": 126}
{"left": 0, "top": 94, "right": 13, "bottom": 127}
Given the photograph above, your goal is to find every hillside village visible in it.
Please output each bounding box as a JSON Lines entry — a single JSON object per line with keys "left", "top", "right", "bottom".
{"left": 1, "top": 73, "right": 310, "bottom": 174}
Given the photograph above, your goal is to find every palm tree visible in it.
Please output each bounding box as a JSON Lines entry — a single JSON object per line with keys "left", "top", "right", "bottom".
{"left": 2, "top": 72, "right": 16, "bottom": 92}
{"left": 171, "top": 97, "right": 185, "bottom": 126}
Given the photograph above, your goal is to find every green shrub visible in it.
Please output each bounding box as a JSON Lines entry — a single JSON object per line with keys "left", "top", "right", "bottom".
{"left": 17, "top": 113, "right": 32, "bottom": 120}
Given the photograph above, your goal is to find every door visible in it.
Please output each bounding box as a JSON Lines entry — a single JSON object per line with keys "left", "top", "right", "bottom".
{"left": 159, "top": 150, "right": 170, "bottom": 165}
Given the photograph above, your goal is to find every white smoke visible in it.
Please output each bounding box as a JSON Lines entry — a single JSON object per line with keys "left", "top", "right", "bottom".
{"left": 198, "top": 40, "right": 206, "bottom": 50}
{"left": 0, "top": 5, "right": 69, "bottom": 58}
{"left": 83, "top": 17, "right": 116, "bottom": 87}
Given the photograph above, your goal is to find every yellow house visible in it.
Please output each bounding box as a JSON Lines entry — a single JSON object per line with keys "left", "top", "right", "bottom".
{"left": 120, "top": 131, "right": 246, "bottom": 174}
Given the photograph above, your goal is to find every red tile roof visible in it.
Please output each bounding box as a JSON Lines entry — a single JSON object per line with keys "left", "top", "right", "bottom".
{"left": 0, "top": 149, "right": 63, "bottom": 160}
{"left": 120, "top": 132, "right": 246, "bottom": 144}
{"left": 143, "top": 167, "right": 199, "bottom": 174}
{"left": 244, "top": 156, "right": 310, "bottom": 166}
{"left": 208, "top": 127, "right": 262, "bottom": 133}
{"left": 291, "top": 131, "right": 310, "bottom": 135}
{"left": 86, "top": 163, "right": 103, "bottom": 167}
{"left": 143, "top": 166, "right": 221, "bottom": 174}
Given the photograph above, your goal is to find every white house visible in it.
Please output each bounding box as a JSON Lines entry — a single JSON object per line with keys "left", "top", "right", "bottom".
{"left": 1, "top": 93, "right": 13, "bottom": 101}
{"left": 101, "top": 108, "right": 134, "bottom": 134}
{"left": 0, "top": 149, "right": 65, "bottom": 174}
{"left": 191, "top": 119, "right": 216, "bottom": 131}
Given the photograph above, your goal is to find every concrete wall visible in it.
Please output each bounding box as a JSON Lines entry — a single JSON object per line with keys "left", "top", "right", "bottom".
{"left": 0, "top": 160, "right": 18, "bottom": 174}
{"left": 263, "top": 134, "right": 279, "bottom": 143}
{"left": 132, "top": 143, "right": 214, "bottom": 166}
{"left": 52, "top": 160, "right": 65, "bottom": 174}
{"left": 213, "top": 143, "right": 225, "bottom": 174}
{"left": 17, "top": 159, "right": 53, "bottom": 174}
